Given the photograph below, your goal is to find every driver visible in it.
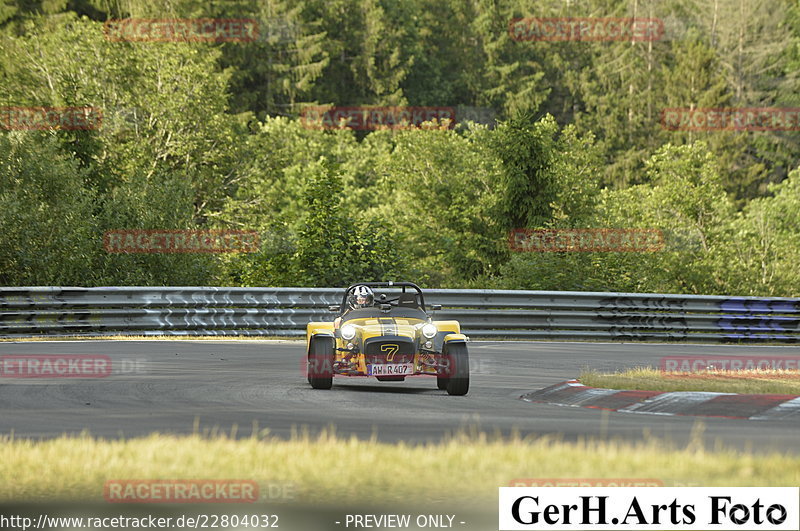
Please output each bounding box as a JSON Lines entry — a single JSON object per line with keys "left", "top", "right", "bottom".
{"left": 334, "top": 285, "right": 374, "bottom": 328}
{"left": 349, "top": 285, "right": 374, "bottom": 310}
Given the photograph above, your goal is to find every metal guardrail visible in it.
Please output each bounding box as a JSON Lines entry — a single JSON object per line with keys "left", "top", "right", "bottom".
{"left": 0, "top": 287, "right": 798, "bottom": 341}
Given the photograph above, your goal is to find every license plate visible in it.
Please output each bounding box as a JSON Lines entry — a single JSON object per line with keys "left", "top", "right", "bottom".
{"left": 368, "top": 363, "right": 414, "bottom": 376}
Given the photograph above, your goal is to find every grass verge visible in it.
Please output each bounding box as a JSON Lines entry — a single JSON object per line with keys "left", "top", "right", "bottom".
{"left": 1, "top": 428, "right": 799, "bottom": 504}
{"left": 580, "top": 367, "right": 800, "bottom": 395}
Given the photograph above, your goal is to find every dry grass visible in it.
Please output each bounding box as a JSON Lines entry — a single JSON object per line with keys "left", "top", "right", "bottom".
{"left": 580, "top": 367, "right": 800, "bottom": 395}
{"left": 1, "top": 428, "right": 799, "bottom": 504}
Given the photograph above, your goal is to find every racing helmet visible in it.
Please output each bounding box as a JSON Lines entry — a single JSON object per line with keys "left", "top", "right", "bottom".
{"left": 349, "top": 285, "right": 374, "bottom": 309}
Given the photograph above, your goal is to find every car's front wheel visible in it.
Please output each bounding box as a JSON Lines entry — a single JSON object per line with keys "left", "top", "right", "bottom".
{"left": 308, "top": 336, "right": 334, "bottom": 389}
{"left": 443, "top": 343, "right": 469, "bottom": 396}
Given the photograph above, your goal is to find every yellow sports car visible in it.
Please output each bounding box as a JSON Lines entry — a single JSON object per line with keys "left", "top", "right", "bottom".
{"left": 306, "top": 282, "right": 470, "bottom": 395}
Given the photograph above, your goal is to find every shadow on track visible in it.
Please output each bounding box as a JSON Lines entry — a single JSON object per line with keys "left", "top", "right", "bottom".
{"left": 330, "top": 383, "right": 442, "bottom": 395}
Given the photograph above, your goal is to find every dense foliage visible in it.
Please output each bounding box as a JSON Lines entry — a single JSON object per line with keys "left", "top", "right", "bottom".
{"left": 0, "top": 0, "right": 798, "bottom": 295}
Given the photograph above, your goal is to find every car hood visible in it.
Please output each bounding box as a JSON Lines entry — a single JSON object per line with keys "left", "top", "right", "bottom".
{"left": 342, "top": 317, "right": 425, "bottom": 340}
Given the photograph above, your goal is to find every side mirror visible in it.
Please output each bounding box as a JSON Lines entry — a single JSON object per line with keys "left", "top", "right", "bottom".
{"left": 431, "top": 304, "right": 442, "bottom": 311}
{"left": 379, "top": 293, "right": 387, "bottom": 301}
{"left": 328, "top": 305, "right": 340, "bottom": 312}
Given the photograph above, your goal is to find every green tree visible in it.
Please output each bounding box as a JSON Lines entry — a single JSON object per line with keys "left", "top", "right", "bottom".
{"left": 292, "top": 158, "right": 406, "bottom": 287}
{"left": 398, "top": 0, "right": 482, "bottom": 106}
{"left": 491, "top": 112, "right": 561, "bottom": 229}
{"left": 305, "top": 0, "right": 414, "bottom": 106}
{"left": 688, "top": 0, "right": 800, "bottom": 197}
{"left": 2, "top": 14, "right": 242, "bottom": 216}
{"left": 222, "top": 147, "right": 406, "bottom": 288}
{"left": 597, "top": 142, "right": 736, "bottom": 294}
{"left": 1, "top": 14, "right": 237, "bottom": 285}
{"left": 488, "top": 113, "right": 607, "bottom": 291}
{"left": 367, "top": 122, "right": 505, "bottom": 285}
{"left": 720, "top": 167, "right": 800, "bottom": 296}
{"left": 0, "top": 132, "right": 98, "bottom": 285}
{"left": 217, "top": 0, "right": 329, "bottom": 119}
{"left": 472, "top": 0, "right": 547, "bottom": 116}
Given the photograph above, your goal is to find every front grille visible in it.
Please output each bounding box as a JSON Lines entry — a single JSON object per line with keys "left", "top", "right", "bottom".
{"left": 363, "top": 336, "right": 415, "bottom": 365}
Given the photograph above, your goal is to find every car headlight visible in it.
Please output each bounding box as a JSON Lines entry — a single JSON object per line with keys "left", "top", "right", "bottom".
{"left": 422, "top": 323, "right": 437, "bottom": 339}
{"left": 341, "top": 324, "right": 356, "bottom": 340}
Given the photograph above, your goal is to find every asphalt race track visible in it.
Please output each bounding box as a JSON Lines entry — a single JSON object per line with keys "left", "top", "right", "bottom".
{"left": 0, "top": 340, "right": 798, "bottom": 452}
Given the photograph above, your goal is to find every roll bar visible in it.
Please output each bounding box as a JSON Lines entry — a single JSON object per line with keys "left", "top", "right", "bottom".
{"left": 339, "top": 281, "right": 426, "bottom": 312}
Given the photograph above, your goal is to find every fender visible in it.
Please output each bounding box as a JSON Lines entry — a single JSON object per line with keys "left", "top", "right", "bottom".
{"left": 306, "top": 322, "right": 335, "bottom": 349}
{"left": 443, "top": 333, "right": 468, "bottom": 344}
{"left": 431, "top": 322, "right": 464, "bottom": 352}
{"left": 432, "top": 320, "right": 460, "bottom": 334}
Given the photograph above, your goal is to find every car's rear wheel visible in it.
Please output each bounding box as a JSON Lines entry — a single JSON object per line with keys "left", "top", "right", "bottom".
{"left": 436, "top": 374, "right": 448, "bottom": 390}
{"left": 444, "top": 343, "right": 469, "bottom": 396}
{"left": 308, "top": 336, "right": 334, "bottom": 389}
